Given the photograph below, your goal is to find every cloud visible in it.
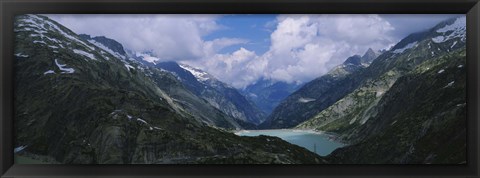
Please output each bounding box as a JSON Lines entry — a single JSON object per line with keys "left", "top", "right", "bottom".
{"left": 260, "top": 15, "right": 396, "bottom": 84}
{"left": 47, "top": 14, "right": 453, "bottom": 89}
{"left": 184, "top": 47, "right": 261, "bottom": 88}
{"left": 379, "top": 14, "right": 460, "bottom": 39}
{"left": 202, "top": 37, "right": 249, "bottom": 56}
{"left": 47, "top": 14, "right": 225, "bottom": 61}
{"left": 187, "top": 15, "right": 396, "bottom": 88}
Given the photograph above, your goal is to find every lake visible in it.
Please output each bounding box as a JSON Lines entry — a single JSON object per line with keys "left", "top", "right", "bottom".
{"left": 235, "top": 129, "right": 345, "bottom": 156}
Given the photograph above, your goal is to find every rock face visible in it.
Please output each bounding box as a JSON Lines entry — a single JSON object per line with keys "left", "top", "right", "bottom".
{"left": 261, "top": 49, "right": 379, "bottom": 129}
{"left": 13, "top": 14, "right": 466, "bottom": 164}
{"left": 289, "top": 17, "right": 466, "bottom": 164}
{"left": 13, "top": 14, "right": 327, "bottom": 164}
{"left": 242, "top": 78, "right": 303, "bottom": 115}
{"left": 80, "top": 34, "right": 247, "bottom": 130}
{"left": 154, "top": 61, "right": 266, "bottom": 126}
{"left": 80, "top": 32, "right": 266, "bottom": 128}
{"left": 327, "top": 49, "right": 466, "bottom": 164}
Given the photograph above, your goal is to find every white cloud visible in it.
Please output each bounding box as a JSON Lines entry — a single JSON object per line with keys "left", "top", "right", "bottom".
{"left": 184, "top": 47, "right": 261, "bottom": 88}
{"left": 187, "top": 15, "right": 396, "bottom": 88}
{"left": 202, "top": 37, "right": 249, "bottom": 56}
{"left": 47, "top": 14, "right": 224, "bottom": 61}
{"left": 48, "top": 14, "right": 402, "bottom": 89}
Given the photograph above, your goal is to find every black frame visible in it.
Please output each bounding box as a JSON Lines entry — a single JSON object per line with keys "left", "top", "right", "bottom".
{"left": 1, "top": 0, "right": 479, "bottom": 177}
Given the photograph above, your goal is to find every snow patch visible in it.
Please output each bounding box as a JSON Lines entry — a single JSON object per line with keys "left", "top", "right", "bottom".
{"left": 125, "top": 64, "right": 135, "bottom": 71}
{"left": 390, "top": 120, "right": 398, "bottom": 126}
{"left": 434, "top": 17, "right": 466, "bottom": 43}
{"left": 87, "top": 39, "right": 125, "bottom": 60}
{"left": 437, "top": 69, "right": 445, "bottom": 74}
{"left": 45, "top": 20, "right": 95, "bottom": 51}
{"left": 298, "top": 97, "right": 316, "bottom": 103}
{"left": 392, "top": 41, "right": 418, "bottom": 54}
{"left": 458, "top": 65, "right": 464, "bottom": 68}
{"left": 451, "top": 41, "right": 458, "bottom": 48}
{"left": 33, "top": 40, "right": 47, "bottom": 45}
{"left": 23, "top": 15, "right": 95, "bottom": 51}
{"left": 432, "top": 36, "right": 445, "bottom": 43}
{"left": 136, "top": 52, "right": 160, "bottom": 63}
{"left": 437, "top": 17, "right": 466, "bottom": 33}
{"left": 136, "top": 118, "right": 148, "bottom": 125}
{"left": 55, "top": 59, "right": 75, "bottom": 74}
{"left": 73, "top": 49, "right": 96, "bottom": 60}
{"left": 179, "top": 64, "right": 210, "bottom": 82}
{"left": 15, "top": 53, "right": 29, "bottom": 57}
{"left": 14, "top": 145, "right": 28, "bottom": 153}
{"left": 43, "top": 70, "right": 55, "bottom": 75}
{"left": 443, "top": 81, "right": 455, "bottom": 88}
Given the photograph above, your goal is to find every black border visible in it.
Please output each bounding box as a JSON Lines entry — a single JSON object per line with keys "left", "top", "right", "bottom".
{"left": 1, "top": 0, "right": 479, "bottom": 177}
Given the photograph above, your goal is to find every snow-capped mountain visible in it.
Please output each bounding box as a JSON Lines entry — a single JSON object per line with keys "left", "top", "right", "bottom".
{"left": 178, "top": 64, "right": 211, "bottom": 82}
{"left": 14, "top": 14, "right": 324, "bottom": 164}
{"left": 77, "top": 28, "right": 266, "bottom": 126}
{"left": 268, "top": 16, "right": 466, "bottom": 163}
{"left": 154, "top": 61, "right": 267, "bottom": 125}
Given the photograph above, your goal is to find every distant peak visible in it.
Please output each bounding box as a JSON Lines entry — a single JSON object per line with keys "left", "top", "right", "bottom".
{"left": 178, "top": 63, "right": 211, "bottom": 82}
{"left": 78, "top": 34, "right": 91, "bottom": 39}
{"left": 365, "top": 48, "right": 375, "bottom": 55}
{"left": 343, "top": 55, "right": 362, "bottom": 66}
{"left": 361, "top": 48, "right": 378, "bottom": 64}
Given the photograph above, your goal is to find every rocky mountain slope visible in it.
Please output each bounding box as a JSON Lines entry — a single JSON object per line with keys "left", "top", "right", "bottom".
{"left": 261, "top": 48, "right": 379, "bottom": 129}
{"left": 241, "top": 78, "right": 303, "bottom": 115}
{"left": 81, "top": 33, "right": 267, "bottom": 128}
{"left": 327, "top": 48, "right": 466, "bottom": 163}
{"left": 13, "top": 14, "right": 326, "bottom": 164}
{"left": 292, "top": 16, "right": 466, "bottom": 163}
{"left": 154, "top": 61, "right": 266, "bottom": 125}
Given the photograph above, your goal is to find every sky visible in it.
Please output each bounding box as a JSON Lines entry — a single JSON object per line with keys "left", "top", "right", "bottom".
{"left": 47, "top": 14, "right": 460, "bottom": 89}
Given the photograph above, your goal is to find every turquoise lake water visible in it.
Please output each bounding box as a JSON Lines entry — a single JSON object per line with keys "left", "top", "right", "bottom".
{"left": 235, "top": 129, "right": 345, "bottom": 156}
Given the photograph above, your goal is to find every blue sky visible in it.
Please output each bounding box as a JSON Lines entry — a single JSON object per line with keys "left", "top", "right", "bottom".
{"left": 48, "top": 14, "right": 460, "bottom": 88}
{"left": 204, "top": 14, "right": 275, "bottom": 54}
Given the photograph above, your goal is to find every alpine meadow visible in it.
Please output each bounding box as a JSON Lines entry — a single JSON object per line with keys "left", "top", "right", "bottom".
{"left": 14, "top": 14, "right": 466, "bottom": 164}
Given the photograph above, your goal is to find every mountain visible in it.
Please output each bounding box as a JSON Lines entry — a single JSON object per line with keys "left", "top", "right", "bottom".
{"left": 183, "top": 64, "right": 268, "bottom": 125}
{"left": 156, "top": 61, "right": 266, "bottom": 126}
{"left": 360, "top": 48, "right": 379, "bottom": 64}
{"left": 13, "top": 14, "right": 326, "bottom": 164}
{"left": 243, "top": 48, "right": 378, "bottom": 116}
{"left": 327, "top": 48, "right": 466, "bottom": 163}
{"left": 241, "top": 78, "right": 303, "bottom": 115}
{"left": 79, "top": 34, "right": 127, "bottom": 59}
{"left": 293, "top": 16, "right": 466, "bottom": 163}
{"left": 134, "top": 60, "right": 267, "bottom": 126}
{"left": 80, "top": 34, "right": 266, "bottom": 129}
{"left": 261, "top": 48, "right": 379, "bottom": 129}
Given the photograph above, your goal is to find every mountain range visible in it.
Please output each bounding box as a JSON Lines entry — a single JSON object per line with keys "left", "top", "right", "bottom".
{"left": 14, "top": 14, "right": 324, "bottom": 164}
{"left": 281, "top": 16, "right": 466, "bottom": 163}
{"left": 260, "top": 47, "right": 380, "bottom": 129}
{"left": 13, "top": 14, "right": 466, "bottom": 164}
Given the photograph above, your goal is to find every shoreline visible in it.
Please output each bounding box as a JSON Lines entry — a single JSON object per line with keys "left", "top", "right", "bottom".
{"left": 234, "top": 129, "right": 349, "bottom": 146}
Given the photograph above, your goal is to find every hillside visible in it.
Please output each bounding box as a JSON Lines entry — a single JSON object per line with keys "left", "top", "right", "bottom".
{"left": 13, "top": 14, "right": 326, "bottom": 164}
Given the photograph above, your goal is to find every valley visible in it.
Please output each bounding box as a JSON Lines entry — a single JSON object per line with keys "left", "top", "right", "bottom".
{"left": 14, "top": 14, "right": 467, "bottom": 164}
{"left": 235, "top": 129, "right": 345, "bottom": 156}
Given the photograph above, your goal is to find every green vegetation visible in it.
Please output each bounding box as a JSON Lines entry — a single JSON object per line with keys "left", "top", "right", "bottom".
{"left": 13, "top": 15, "right": 326, "bottom": 164}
